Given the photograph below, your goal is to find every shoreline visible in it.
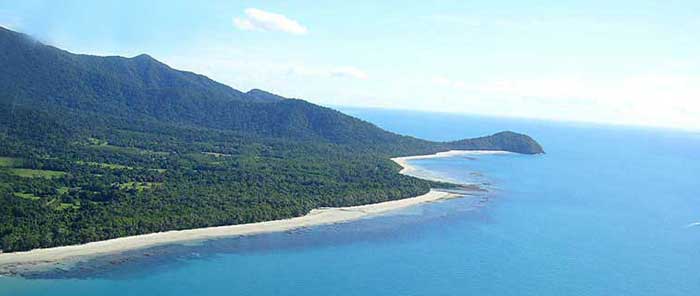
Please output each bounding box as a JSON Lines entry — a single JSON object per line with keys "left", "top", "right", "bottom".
{"left": 0, "top": 190, "right": 458, "bottom": 272}
{"left": 0, "top": 150, "right": 499, "bottom": 272}
{"left": 392, "top": 150, "right": 510, "bottom": 182}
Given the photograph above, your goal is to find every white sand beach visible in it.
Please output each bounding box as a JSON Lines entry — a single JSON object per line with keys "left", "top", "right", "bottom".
{"left": 392, "top": 150, "right": 510, "bottom": 182}
{"left": 0, "top": 150, "right": 499, "bottom": 269}
{"left": 0, "top": 189, "right": 457, "bottom": 269}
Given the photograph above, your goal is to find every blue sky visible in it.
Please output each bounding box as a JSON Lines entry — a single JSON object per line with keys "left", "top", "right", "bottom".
{"left": 1, "top": 0, "right": 699, "bottom": 130}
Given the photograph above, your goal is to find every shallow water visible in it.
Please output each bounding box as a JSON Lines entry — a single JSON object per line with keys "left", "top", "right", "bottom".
{"left": 2, "top": 109, "right": 699, "bottom": 295}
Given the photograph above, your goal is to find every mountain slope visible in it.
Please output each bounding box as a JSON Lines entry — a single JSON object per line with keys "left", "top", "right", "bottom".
{"left": 246, "top": 89, "right": 286, "bottom": 103}
{"left": 0, "top": 26, "right": 542, "bottom": 155}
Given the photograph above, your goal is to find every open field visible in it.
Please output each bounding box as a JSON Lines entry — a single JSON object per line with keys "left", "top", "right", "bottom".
{"left": 0, "top": 157, "right": 23, "bottom": 168}
{"left": 13, "top": 192, "right": 40, "bottom": 200}
{"left": 7, "top": 168, "right": 67, "bottom": 178}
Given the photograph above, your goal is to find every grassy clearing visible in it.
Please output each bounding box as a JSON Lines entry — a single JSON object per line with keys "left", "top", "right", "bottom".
{"left": 91, "top": 143, "right": 169, "bottom": 156}
{"left": 57, "top": 187, "right": 71, "bottom": 194}
{"left": 77, "top": 160, "right": 167, "bottom": 173}
{"left": 87, "top": 137, "right": 109, "bottom": 146}
{"left": 119, "top": 182, "right": 159, "bottom": 191}
{"left": 13, "top": 192, "right": 41, "bottom": 200}
{"left": 202, "top": 152, "right": 232, "bottom": 157}
{"left": 13, "top": 188, "right": 72, "bottom": 201}
{"left": 57, "top": 203, "right": 80, "bottom": 210}
{"left": 76, "top": 160, "right": 133, "bottom": 170}
{"left": 8, "top": 168, "right": 66, "bottom": 178}
{"left": 97, "top": 162, "right": 132, "bottom": 169}
{"left": 45, "top": 198, "right": 59, "bottom": 207}
{"left": 188, "top": 153, "right": 227, "bottom": 166}
{"left": 0, "top": 157, "right": 23, "bottom": 168}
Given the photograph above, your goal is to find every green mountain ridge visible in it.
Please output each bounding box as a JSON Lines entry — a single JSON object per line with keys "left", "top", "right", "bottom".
{"left": 0, "top": 26, "right": 542, "bottom": 155}
{"left": 0, "top": 26, "right": 543, "bottom": 253}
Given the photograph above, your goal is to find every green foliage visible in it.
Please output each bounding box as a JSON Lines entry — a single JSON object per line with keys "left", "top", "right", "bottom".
{"left": 118, "top": 182, "right": 158, "bottom": 191}
{"left": 76, "top": 160, "right": 133, "bottom": 170}
{"left": 0, "top": 157, "right": 23, "bottom": 167}
{"left": 13, "top": 192, "right": 40, "bottom": 200}
{"left": 7, "top": 168, "right": 66, "bottom": 178}
{"left": 0, "top": 26, "right": 543, "bottom": 253}
{"left": 0, "top": 103, "right": 441, "bottom": 252}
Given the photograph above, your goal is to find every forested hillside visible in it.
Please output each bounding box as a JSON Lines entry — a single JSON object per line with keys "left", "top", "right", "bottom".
{"left": 0, "top": 26, "right": 543, "bottom": 252}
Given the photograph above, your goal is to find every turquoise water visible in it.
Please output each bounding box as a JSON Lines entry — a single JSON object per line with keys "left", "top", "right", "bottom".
{"left": 2, "top": 109, "right": 700, "bottom": 295}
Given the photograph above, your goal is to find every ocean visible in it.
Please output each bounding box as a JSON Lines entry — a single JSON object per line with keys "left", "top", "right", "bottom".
{"left": 2, "top": 108, "right": 699, "bottom": 295}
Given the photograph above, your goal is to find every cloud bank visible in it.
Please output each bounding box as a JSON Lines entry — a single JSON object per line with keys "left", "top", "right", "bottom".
{"left": 428, "top": 74, "right": 700, "bottom": 130}
{"left": 234, "top": 8, "right": 307, "bottom": 35}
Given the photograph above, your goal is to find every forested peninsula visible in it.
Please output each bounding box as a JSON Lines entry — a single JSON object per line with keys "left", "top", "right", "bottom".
{"left": 0, "top": 26, "right": 543, "bottom": 252}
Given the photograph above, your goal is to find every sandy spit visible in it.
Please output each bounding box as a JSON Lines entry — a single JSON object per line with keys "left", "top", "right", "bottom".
{"left": 391, "top": 150, "right": 509, "bottom": 182}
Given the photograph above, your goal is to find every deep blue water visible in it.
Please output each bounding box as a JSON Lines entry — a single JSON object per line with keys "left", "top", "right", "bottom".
{"left": 2, "top": 109, "right": 700, "bottom": 295}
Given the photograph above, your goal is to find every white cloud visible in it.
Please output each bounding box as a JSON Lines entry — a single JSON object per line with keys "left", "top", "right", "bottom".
{"left": 331, "top": 67, "right": 368, "bottom": 80}
{"left": 233, "top": 8, "right": 307, "bottom": 35}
